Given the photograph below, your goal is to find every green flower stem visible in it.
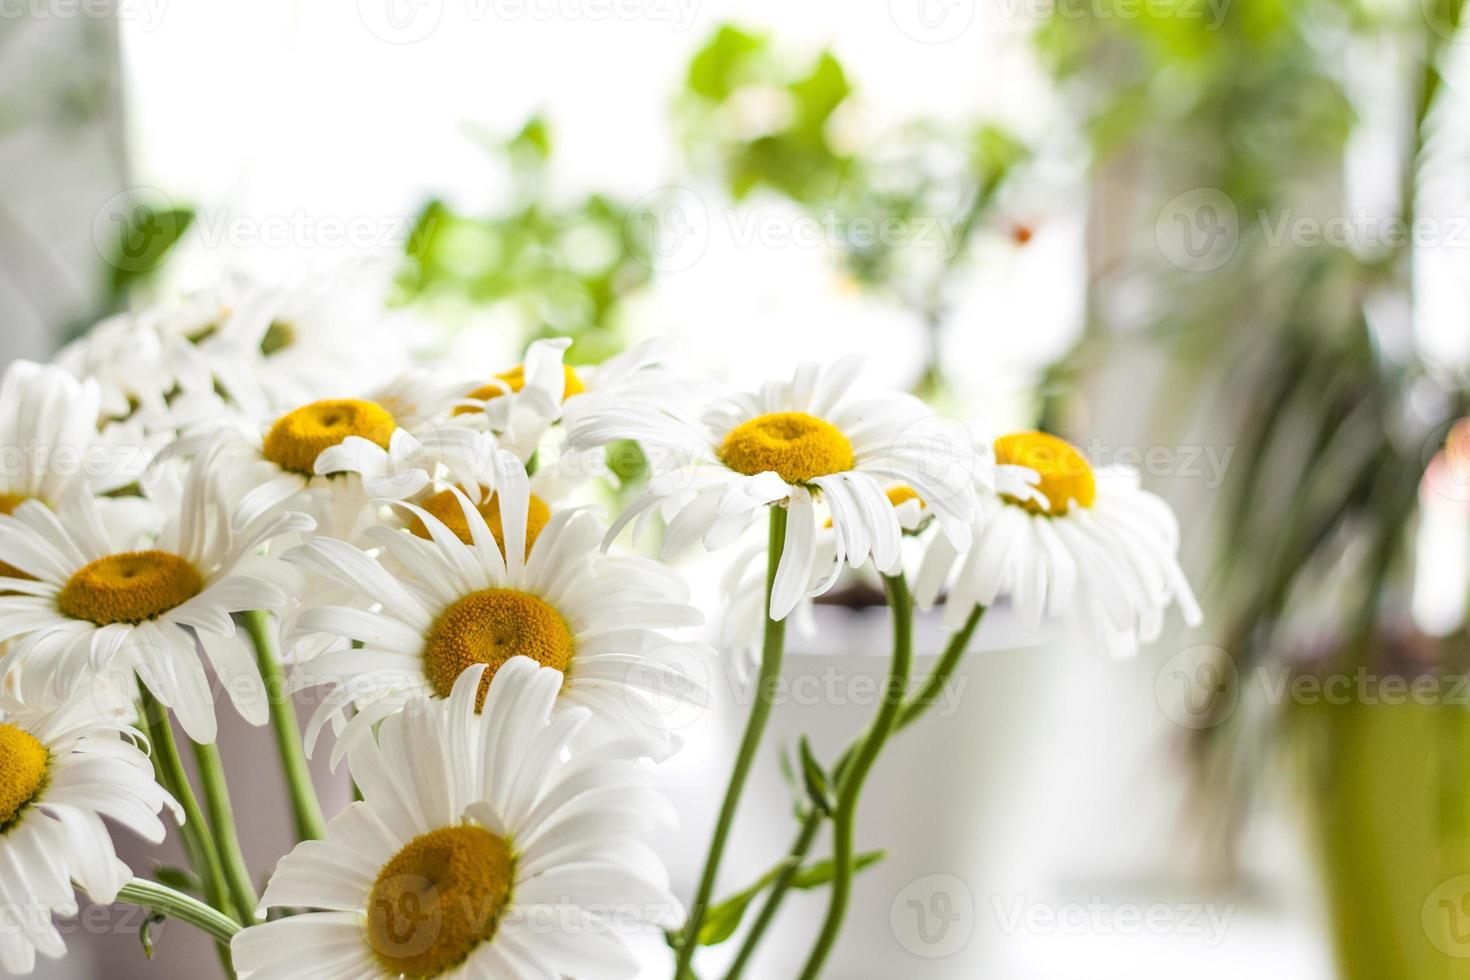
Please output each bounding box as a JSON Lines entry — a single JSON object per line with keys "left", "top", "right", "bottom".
{"left": 723, "top": 808, "right": 823, "bottom": 979}
{"left": 190, "top": 739, "right": 259, "bottom": 926}
{"left": 797, "top": 572, "right": 913, "bottom": 980}
{"left": 244, "top": 610, "right": 326, "bottom": 842}
{"left": 723, "top": 604, "right": 984, "bottom": 979}
{"left": 674, "top": 505, "right": 790, "bottom": 980}
{"left": 117, "top": 878, "right": 242, "bottom": 945}
{"left": 139, "top": 690, "right": 236, "bottom": 973}
{"left": 897, "top": 604, "right": 985, "bottom": 731}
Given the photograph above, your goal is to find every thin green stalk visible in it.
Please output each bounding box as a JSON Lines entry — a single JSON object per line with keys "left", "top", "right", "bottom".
{"left": 140, "top": 690, "right": 236, "bottom": 973}
{"left": 117, "top": 878, "right": 241, "bottom": 945}
{"left": 797, "top": 572, "right": 913, "bottom": 980}
{"left": 724, "top": 810, "right": 822, "bottom": 979}
{"left": 723, "top": 605, "right": 984, "bottom": 979}
{"left": 191, "top": 740, "right": 259, "bottom": 925}
{"left": 243, "top": 610, "right": 326, "bottom": 842}
{"left": 897, "top": 604, "right": 985, "bottom": 731}
{"left": 674, "top": 505, "right": 789, "bottom": 980}
{"left": 140, "top": 691, "right": 230, "bottom": 915}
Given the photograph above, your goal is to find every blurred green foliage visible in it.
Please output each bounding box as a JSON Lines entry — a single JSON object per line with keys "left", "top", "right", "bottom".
{"left": 677, "top": 24, "right": 1031, "bottom": 394}
{"left": 396, "top": 117, "right": 654, "bottom": 364}
{"left": 394, "top": 24, "right": 1034, "bottom": 397}
{"left": 1037, "top": 0, "right": 1470, "bottom": 973}
{"left": 103, "top": 201, "right": 195, "bottom": 309}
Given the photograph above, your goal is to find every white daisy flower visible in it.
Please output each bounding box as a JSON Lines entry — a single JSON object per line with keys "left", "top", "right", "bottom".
{"left": 718, "top": 483, "right": 936, "bottom": 664}
{"left": 914, "top": 430, "right": 1202, "bottom": 657}
{"left": 0, "top": 690, "right": 178, "bottom": 975}
{"left": 353, "top": 435, "right": 602, "bottom": 558}
{"left": 204, "top": 369, "right": 480, "bottom": 539}
{"left": 0, "top": 361, "right": 105, "bottom": 509}
{"left": 0, "top": 363, "right": 170, "bottom": 542}
{"left": 0, "top": 448, "right": 314, "bottom": 742}
{"left": 455, "top": 337, "right": 681, "bottom": 461}
{"left": 233, "top": 657, "right": 681, "bottom": 980}
{"left": 195, "top": 270, "right": 419, "bottom": 414}
{"left": 282, "top": 469, "right": 705, "bottom": 764}
{"left": 55, "top": 293, "right": 233, "bottom": 427}
{"left": 568, "top": 358, "right": 980, "bottom": 619}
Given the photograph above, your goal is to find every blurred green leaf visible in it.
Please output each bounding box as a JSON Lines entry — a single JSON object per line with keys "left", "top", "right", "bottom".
{"left": 799, "top": 736, "right": 834, "bottom": 817}
{"left": 105, "top": 203, "right": 194, "bottom": 303}
{"left": 687, "top": 24, "right": 765, "bottom": 101}
{"left": 788, "top": 850, "right": 886, "bottom": 890}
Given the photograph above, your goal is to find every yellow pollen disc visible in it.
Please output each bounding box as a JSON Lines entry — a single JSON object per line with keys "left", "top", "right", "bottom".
{"left": 453, "top": 364, "right": 586, "bottom": 416}
{"left": 886, "top": 485, "right": 924, "bottom": 509}
{"left": 423, "top": 589, "right": 573, "bottom": 710}
{"left": 58, "top": 551, "right": 204, "bottom": 626}
{"left": 262, "top": 399, "right": 396, "bottom": 475}
{"left": 366, "top": 825, "right": 515, "bottom": 978}
{"left": 994, "top": 431, "right": 1095, "bottom": 516}
{"left": 718, "top": 412, "right": 855, "bottom": 485}
{"left": 409, "top": 489, "right": 552, "bottom": 557}
{"left": 0, "top": 494, "right": 35, "bottom": 580}
{"left": 0, "top": 723, "right": 48, "bottom": 830}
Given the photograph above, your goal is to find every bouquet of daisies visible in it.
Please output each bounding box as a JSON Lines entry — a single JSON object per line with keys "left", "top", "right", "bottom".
{"left": 0, "top": 272, "right": 1198, "bottom": 979}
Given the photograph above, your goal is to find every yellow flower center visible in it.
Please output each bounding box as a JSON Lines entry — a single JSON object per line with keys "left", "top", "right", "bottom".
{"left": 719, "top": 412, "right": 855, "bottom": 484}
{"left": 994, "top": 431, "right": 1095, "bottom": 515}
{"left": 58, "top": 551, "right": 204, "bottom": 626}
{"left": 886, "top": 485, "right": 924, "bottom": 509}
{"left": 409, "top": 490, "right": 552, "bottom": 557}
{"left": 0, "top": 723, "right": 48, "bottom": 831}
{"left": 366, "top": 825, "right": 515, "bottom": 978}
{"left": 422, "top": 589, "right": 573, "bottom": 710}
{"left": 0, "top": 494, "right": 35, "bottom": 580}
{"left": 262, "top": 399, "right": 396, "bottom": 475}
{"left": 453, "top": 364, "right": 585, "bottom": 415}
